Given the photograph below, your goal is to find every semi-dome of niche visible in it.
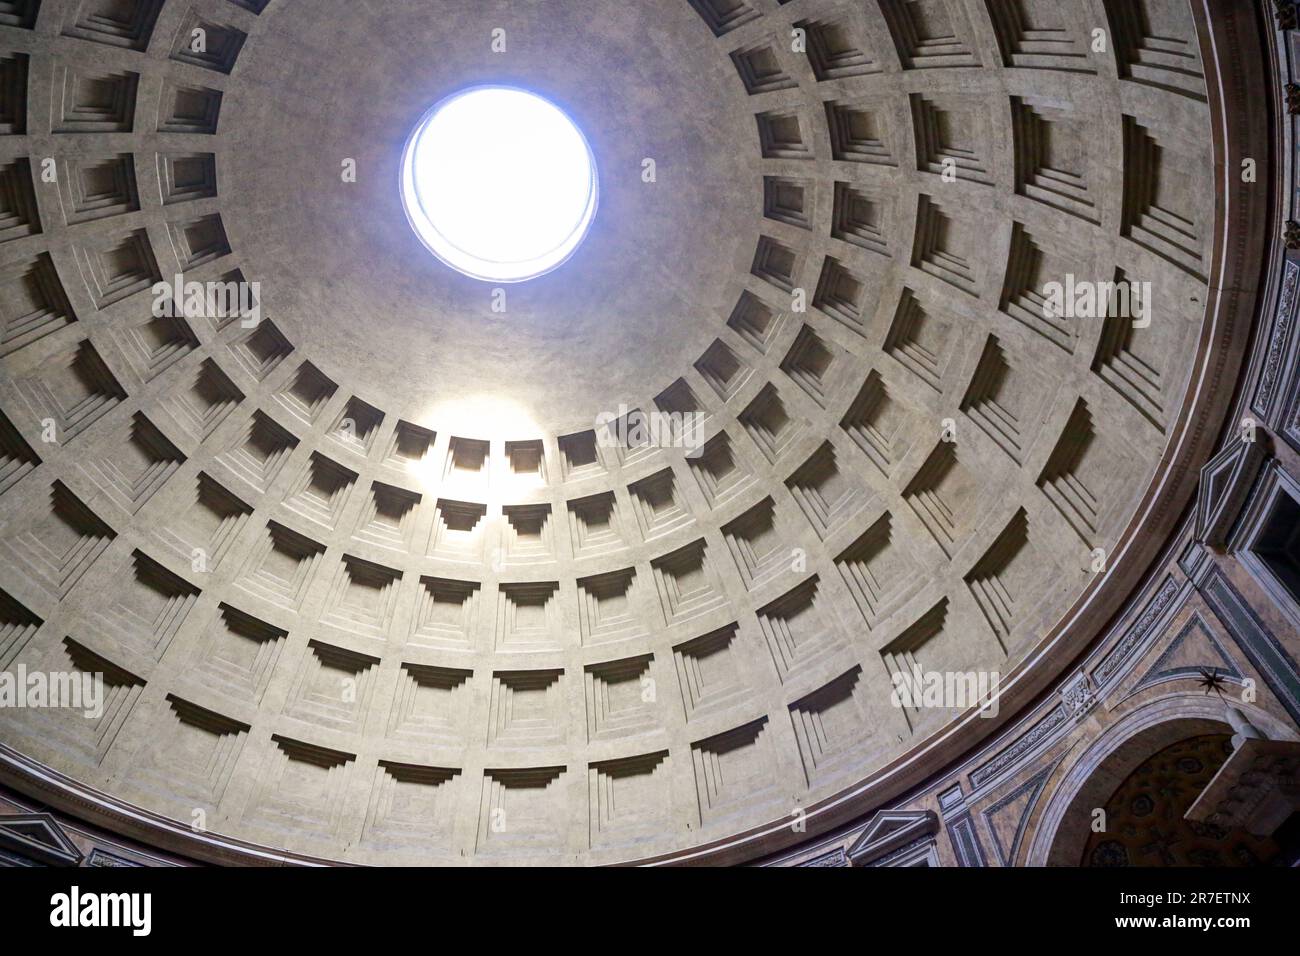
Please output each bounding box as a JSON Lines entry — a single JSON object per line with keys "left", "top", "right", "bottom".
{"left": 0, "top": 0, "right": 1247, "bottom": 865}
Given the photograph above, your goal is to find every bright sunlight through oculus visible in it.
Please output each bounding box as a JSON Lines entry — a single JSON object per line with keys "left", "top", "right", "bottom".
{"left": 400, "top": 87, "right": 599, "bottom": 283}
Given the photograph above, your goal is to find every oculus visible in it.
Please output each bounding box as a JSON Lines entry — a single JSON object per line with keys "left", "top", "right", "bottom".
{"left": 400, "top": 86, "right": 599, "bottom": 282}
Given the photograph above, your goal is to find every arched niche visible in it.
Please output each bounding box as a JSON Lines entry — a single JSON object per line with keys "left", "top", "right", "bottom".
{"left": 1026, "top": 695, "right": 1298, "bottom": 866}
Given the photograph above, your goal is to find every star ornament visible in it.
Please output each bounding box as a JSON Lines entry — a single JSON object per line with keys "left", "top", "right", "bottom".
{"left": 1196, "top": 666, "right": 1230, "bottom": 699}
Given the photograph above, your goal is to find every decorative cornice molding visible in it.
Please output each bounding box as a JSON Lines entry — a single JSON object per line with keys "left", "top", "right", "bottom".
{"left": 1093, "top": 576, "right": 1183, "bottom": 689}
{"left": 968, "top": 705, "right": 1068, "bottom": 792}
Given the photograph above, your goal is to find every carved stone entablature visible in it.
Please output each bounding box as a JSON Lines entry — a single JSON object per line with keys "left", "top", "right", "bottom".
{"left": 0, "top": 813, "right": 83, "bottom": 867}
{"left": 1195, "top": 435, "right": 1269, "bottom": 551}
{"left": 799, "top": 846, "right": 849, "bottom": 867}
{"left": 1060, "top": 671, "right": 1097, "bottom": 720}
{"left": 1186, "top": 739, "right": 1300, "bottom": 837}
{"left": 847, "top": 809, "right": 939, "bottom": 867}
{"left": 87, "top": 848, "right": 142, "bottom": 867}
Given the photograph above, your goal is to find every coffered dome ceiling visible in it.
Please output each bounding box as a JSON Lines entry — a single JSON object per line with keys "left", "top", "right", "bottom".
{"left": 0, "top": 0, "right": 1249, "bottom": 865}
{"left": 223, "top": 0, "right": 759, "bottom": 432}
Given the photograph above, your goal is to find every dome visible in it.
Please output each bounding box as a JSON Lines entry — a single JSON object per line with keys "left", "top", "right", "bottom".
{"left": 0, "top": 0, "right": 1294, "bottom": 871}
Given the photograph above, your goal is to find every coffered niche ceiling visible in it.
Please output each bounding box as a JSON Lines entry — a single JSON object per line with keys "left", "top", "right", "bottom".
{"left": 0, "top": 0, "right": 1281, "bottom": 866}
